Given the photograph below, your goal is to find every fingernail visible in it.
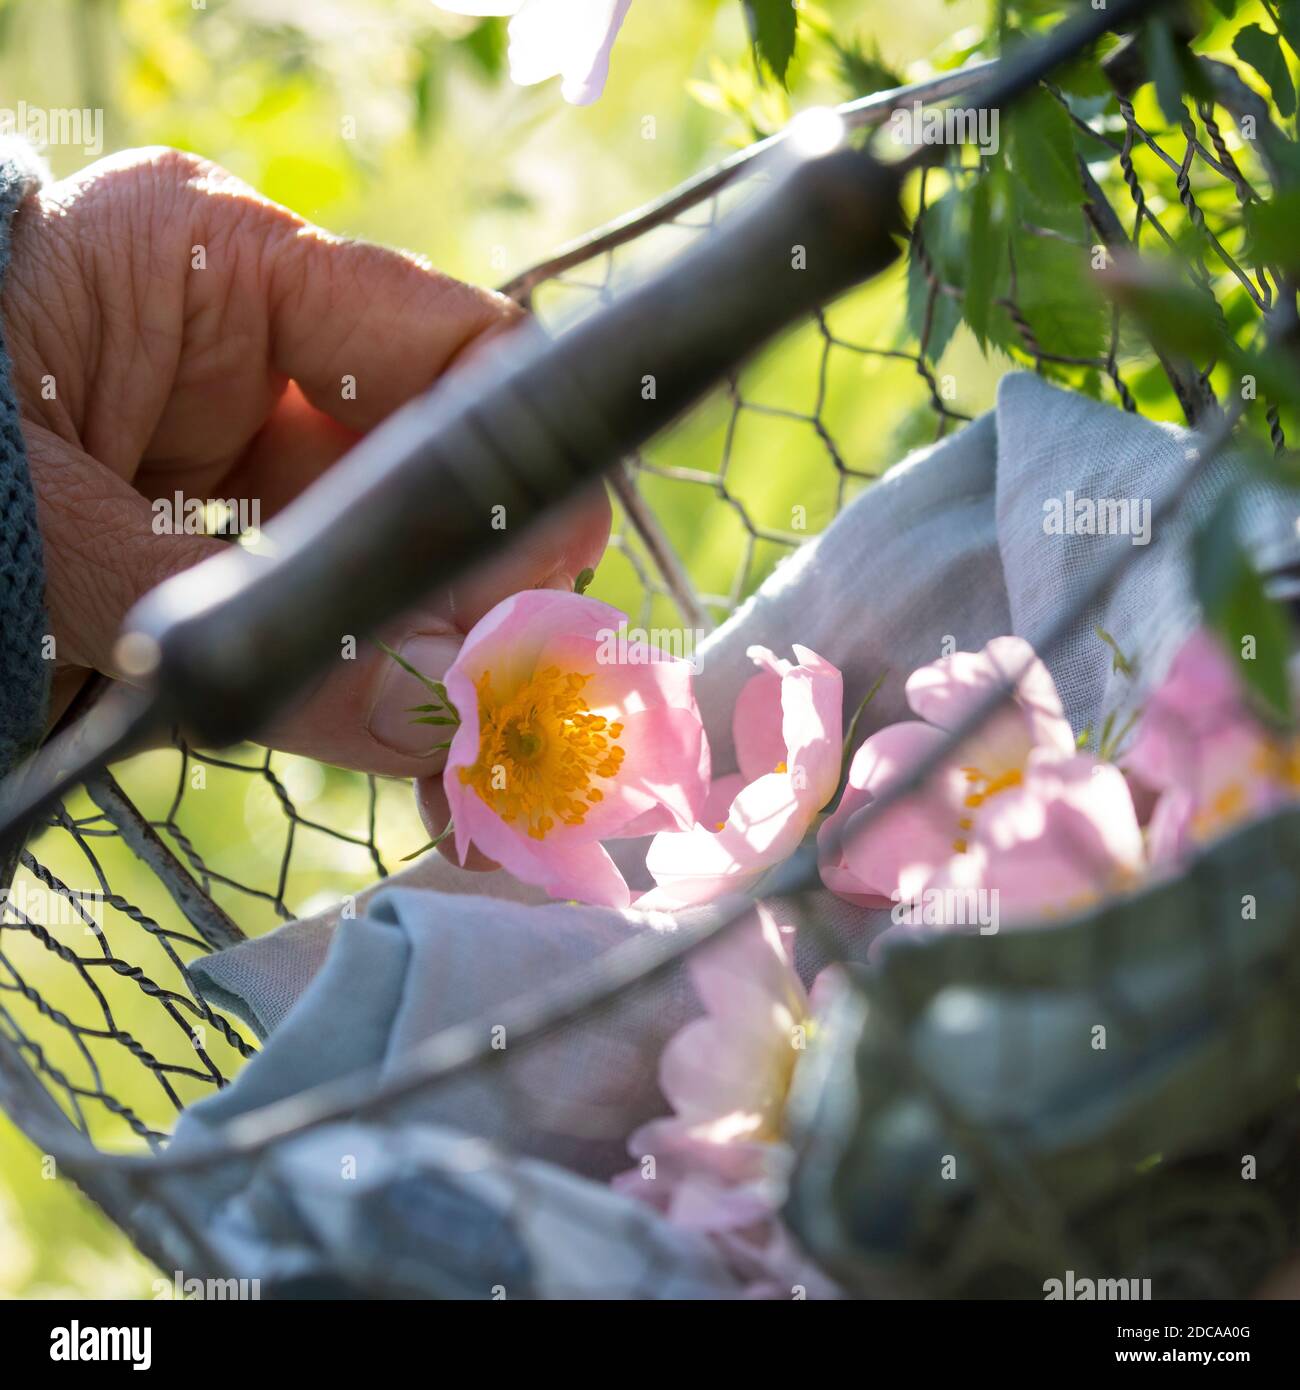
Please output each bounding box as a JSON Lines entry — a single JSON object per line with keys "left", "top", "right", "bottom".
{"left": 368, "top": 633, "right": 463, "bottom": 757}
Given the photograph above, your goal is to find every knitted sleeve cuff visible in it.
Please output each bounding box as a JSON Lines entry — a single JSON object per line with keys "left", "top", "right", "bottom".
{"left": 0, "top": 136, "right": 50, "bottom": 776}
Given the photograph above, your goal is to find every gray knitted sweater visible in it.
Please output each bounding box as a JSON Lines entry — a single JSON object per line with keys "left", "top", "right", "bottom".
{"left": 0, "top": 141, "right": 49, "bottom": 774}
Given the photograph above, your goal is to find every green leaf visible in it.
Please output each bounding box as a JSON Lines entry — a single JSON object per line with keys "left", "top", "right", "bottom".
{"left": 400, "top": 816, "right": 457, "bottom": 863}
{"left": 1142, "top": 17, "right": 1188, "bottom": 125}
{"left": 907, "top": 188, "right": 966, "bottom": 362}
{"left": 1094, "top": 625, "right": 1135, "bottom": 678}
{"left": 1008, "top": 226, "right": 1105, "bottom": 361}
{"left": 1241, "top": 440, "right": 1300, "bottom": 491}
{"left": 377, "top": 640, "right": 462, "bottom": 722}
{"left": 826, "top": 33, "right": 901, "bottom": 98}
{"left": 1246, "top": 189, "right": 1300, "bottom": 275}
{"left": 1006, "top": 87, "right": 1082, "bottom": 212}
{"left": 1103, "top": 265, "right": 1228, "bottom": 364}
{"left": 1179, "top": 42, "right": 1216, "bottom": 107}
{"left": 841, "top": 671, "right": 887, "bottom": 765}
{"left": 1194, "top": 491, "right": 1293, "bottom": 722}
{"left": 574, "top": 567, "right": 595, "bottom": 595}
{"left": 410, "top": 37, "right": 441, "bottom": 143}
{"left": 1097, "top": 710, "right": 1116, "bottom": 756}
{"left": 966, "top": 178, "right": 993, "bottom": 352}
{"left": 1233, "top": 23, "right": 1296, "bottom": 119}
{"left": 831, "top": 669, "right": 888, "bottom": 812}
{"left": 1076, "top": 366, "right": 1105, "bottom": 402}
{"left": 965, "top": 164, "right": 1009, "bottom": 352}
{"left": 1053, "top": 59, "right": 1112, "bottom": 99}
{"left": 1099, "top": 709, "right": 1140, "bottom": 763}
{"left": 1278, "top": 1, "right": 1300, "bottom": 57}
{"left": 742, "top": 0, "right": 798, "bottom": 86}
{"left": 457, "top": 17, "right": 507, "bottom": 79}
{"left": 1238, "top": 345, "right": 1300, "bottom": 415}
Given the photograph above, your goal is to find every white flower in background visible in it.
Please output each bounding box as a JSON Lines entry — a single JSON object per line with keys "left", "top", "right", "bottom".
{"left": 435, "top": 1, "right": 633, "bottom": 105}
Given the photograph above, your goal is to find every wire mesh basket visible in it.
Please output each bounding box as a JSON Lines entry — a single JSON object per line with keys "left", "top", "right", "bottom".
{"left": 2, "top": 4, "right": 1299, "bottom": 1299}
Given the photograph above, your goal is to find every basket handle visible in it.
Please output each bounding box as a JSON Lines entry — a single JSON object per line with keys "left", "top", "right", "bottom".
{"left": 122, "top": 143, "right": 905, "bottom": 748}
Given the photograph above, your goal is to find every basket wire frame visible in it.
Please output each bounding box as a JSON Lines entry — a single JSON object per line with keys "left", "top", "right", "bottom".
{"left": 1, "top": 53, "right": 1297, "bottom": 1297}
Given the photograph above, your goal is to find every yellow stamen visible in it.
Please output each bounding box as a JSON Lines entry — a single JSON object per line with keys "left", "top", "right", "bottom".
{"left": 1191, "top": 780, "right": 1248, "bottom": 839}
{"left": 1251, "top": 737, "right": 1300, "bottom": 791}
{"left": 982, "top": 768, "right": 1023, "bottom": 797}
{"left": 954, "top": 766, "right": 1023, "bottom": 843}
{"left": 1285, "top": 739, "right": 1300, "bottom": 790}
{"left": 458, "top": 665, "right": 625, "bottom": 840}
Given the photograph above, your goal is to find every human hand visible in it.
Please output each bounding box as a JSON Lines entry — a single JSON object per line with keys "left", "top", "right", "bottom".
{"left": 2, "top": 146, "right": 610, "bottom": 777}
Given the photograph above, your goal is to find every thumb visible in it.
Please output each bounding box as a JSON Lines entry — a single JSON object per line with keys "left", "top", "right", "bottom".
{"left": 250, "top": 485, "right": 610, "bottom": 774}
{"left": 29, "top": 424, "right": 462, "bottom": 777}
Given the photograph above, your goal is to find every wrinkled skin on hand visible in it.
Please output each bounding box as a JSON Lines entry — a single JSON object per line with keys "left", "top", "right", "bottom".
{"left": 2, "top": 146, "right": 610, "bottom": 789}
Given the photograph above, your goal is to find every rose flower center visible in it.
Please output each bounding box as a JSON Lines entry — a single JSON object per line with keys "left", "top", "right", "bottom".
{"left": 951, "top": 764, "right": 1023, "bottom": 853}
{"left": 459, "top": 664, "right": 626, "bottom": 840}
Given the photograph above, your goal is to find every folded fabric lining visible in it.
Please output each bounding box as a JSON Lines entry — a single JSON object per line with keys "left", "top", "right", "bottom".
{"left": 184, "top": 371, "right": 1300, "bottom": 1183}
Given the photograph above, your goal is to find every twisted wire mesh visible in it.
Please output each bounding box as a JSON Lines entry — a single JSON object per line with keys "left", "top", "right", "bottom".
{"left": 1, "top": 61, "right": 1297, "bottom": 1296}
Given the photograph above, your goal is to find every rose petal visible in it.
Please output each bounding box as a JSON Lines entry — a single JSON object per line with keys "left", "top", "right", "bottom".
{"left": 645, "top": 773, "right": 808, "bottom": 906}
{"left": 930, "top": 754, "right": 1144, "bottom": 925}
{"left": 905, "top": 635, "right": 1075, "bottom": 769}
{"left": 733, "top": 668, "right": 785, "bottom": 786}
{"left": 781, "top": 646, "right": 844, "bottom": 809}
{"left": 442, "top": 590, "right": 707, "bottom": 903}
{"left": 818, "top": 721, "right": 966, "bottom": 905}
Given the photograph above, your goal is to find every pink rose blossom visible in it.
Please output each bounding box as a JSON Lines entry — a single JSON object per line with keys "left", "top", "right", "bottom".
{"left": 613, "top": 906, "right": 840, "bottom": 1297}
{"left": 923, "top": 753, "right": 1145, "bottom": 927}
{"left": 818, "top": 636, "right": 1076, "bottom": 908}
{"left": 1124, "top": 629, "right": 1300, "bottom": 864}
{"left": 642, "top": 645, "right": 843, "bottom": 907}
{"left": 442, "top": 589, "right": 709, "bottom": 907}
